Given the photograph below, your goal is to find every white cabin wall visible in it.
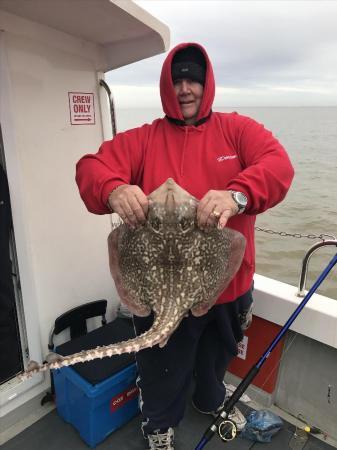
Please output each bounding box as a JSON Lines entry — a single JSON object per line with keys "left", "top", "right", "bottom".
{"left": 0, "top": 11, "right": 119, "bottom": 414}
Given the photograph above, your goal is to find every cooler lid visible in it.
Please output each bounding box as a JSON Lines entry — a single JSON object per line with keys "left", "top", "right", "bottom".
{"left": 56, "top": 317, "right": 136, "bottom": 385}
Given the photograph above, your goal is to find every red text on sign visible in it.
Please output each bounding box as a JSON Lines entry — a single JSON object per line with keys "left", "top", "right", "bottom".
{"left": 110, "top": 384, "right": 139, "bottom": 413}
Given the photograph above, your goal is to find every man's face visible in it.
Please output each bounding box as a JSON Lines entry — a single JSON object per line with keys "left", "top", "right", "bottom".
{"left": 173, "top": 79, "right": 204, "bottom": 125}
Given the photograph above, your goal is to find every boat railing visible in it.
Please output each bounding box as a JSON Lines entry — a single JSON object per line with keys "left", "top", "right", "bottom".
{"left": 99, "top": 79, "right": 117, "bottom": 137}
{"left": 297, "top": 239, "right": 337, "bottom": 297}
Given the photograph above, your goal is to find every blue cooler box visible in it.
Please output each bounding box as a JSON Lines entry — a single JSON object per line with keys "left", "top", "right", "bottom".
{"left": 53, "top": 318, "right": 139, "bottom": 447}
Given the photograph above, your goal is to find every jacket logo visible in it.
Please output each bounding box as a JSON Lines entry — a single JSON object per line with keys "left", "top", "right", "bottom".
{"left": 217, "top": 155, "right": 237, "bottom": 162}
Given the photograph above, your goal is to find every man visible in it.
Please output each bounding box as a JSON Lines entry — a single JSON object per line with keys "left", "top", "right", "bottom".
{"left": 76, "top": 42, "right": 294, "bottom": 450}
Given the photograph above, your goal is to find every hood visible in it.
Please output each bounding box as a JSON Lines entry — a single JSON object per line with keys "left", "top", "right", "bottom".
{"left": 159, "top": 42, "right": 215, "bottom": 125}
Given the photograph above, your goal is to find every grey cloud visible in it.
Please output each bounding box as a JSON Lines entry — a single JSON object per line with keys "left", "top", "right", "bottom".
{"left": 106, "top": 1, "right": 337, "bottom": 105}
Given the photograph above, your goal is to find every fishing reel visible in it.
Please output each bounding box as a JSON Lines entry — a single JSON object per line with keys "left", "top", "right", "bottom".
{"left": 217, "top": 419, "right": 237, "bottom": 442}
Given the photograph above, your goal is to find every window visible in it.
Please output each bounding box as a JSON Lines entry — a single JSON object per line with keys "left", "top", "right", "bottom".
{"left": 0, "top": 126, "right": 26, "bottom": 385}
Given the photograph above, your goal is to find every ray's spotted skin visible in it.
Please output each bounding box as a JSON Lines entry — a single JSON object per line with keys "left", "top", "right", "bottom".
{"left": 19, "top": 179, "right": 246, "bottom": 381}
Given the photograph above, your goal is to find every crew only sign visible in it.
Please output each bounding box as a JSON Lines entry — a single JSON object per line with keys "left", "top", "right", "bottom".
{"left": 68, "top": 92, "right": 95, "bottom": 125}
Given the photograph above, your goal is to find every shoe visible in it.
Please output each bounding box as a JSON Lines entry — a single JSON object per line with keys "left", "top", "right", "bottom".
{"left": 225, "top": 405, "right": 247, "bottom": 432}
{"left": 192, "top": 400, "right": 247, "bottom": 432}
{"left": 147, "top": 427, "right": 174, "bottom": 450}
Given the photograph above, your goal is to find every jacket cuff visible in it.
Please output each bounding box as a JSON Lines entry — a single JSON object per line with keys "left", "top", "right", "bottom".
{"left": 101, "top": 181, "right": 125, "bottom": 211}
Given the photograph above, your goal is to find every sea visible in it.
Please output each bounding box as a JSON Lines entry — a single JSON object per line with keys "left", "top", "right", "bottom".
{"left": 115, "top": 106, "right": 337, "bottom": 300}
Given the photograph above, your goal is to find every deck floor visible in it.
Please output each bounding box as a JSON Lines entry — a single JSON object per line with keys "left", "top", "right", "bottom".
{"left": 2, "top": 398, "right": 334, "bottom": 450}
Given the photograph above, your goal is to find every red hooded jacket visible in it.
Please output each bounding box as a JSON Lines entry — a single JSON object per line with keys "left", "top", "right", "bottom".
{"left": 76, "top": 42, "right": 294, "bottom": 303}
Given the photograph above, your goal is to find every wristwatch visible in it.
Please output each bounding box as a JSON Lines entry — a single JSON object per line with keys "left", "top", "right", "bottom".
{"left": 228, "top": 190, "right": 248, "bottom": 214}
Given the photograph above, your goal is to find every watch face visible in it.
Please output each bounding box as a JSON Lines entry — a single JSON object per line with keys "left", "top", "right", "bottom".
{"left": 236, "top": 192, "right": 247, "bottom": 206}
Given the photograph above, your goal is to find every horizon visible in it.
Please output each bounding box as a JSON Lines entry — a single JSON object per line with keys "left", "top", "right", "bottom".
{"left": 115, "top": 105, "right": 337, "bottom": 109}
{"left": 107, "top": 1, "right": 337, "bottom": 108}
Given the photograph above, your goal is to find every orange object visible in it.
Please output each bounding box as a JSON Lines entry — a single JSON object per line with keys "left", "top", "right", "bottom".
{"left": 228, "top": 316, "right": 285, "bottom": 394}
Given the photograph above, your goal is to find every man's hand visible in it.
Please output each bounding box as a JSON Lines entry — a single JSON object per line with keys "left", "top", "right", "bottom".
{"left": 197, "top": 190, "right": 239, "bottom": 230}
{"left": 108, "top": 185, "right": 149, "bottom": 228}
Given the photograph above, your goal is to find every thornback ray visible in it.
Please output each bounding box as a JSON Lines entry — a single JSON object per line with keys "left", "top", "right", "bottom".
{"left": 19, "top": 178, "right": 246, "bottom": 380}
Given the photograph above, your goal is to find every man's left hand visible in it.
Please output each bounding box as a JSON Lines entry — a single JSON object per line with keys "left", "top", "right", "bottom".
{"left": 197, "top": 190, "right": 239, "bottom": 230}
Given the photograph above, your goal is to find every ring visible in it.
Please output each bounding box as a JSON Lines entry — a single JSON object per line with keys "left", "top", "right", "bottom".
{"left": 212, "top": 209, "right": 221, "bottom": 218}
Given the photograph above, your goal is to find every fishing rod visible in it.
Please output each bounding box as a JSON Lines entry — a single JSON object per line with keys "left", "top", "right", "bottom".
{"left": 195, "top": 246, "right": 337, "bottom": 449}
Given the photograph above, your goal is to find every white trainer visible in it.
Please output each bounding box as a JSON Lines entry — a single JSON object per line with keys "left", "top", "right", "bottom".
{"left": 147, "top": 427, "right": 174, "bottom": 450}
{"left": 224, "top": 405, "right": 247, "bottom": 431}
{"left": 192, "top": 400, "right": 247, "bottom": 432}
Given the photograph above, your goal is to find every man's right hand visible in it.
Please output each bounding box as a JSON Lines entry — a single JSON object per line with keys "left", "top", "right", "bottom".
{"left": 107, "top": 185, "right": 149, "bottom": 228}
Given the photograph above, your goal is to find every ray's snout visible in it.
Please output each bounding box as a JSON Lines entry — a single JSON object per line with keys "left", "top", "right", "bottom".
{"left": 165, "top": 190, "right": 176, "bottom": 213}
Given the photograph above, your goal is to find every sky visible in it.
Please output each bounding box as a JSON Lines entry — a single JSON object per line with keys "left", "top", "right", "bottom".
{"left": 106, "top": 1, "right": 337, "bottom": 108}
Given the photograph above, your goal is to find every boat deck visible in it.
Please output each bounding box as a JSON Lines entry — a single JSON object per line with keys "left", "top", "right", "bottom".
{"left": 2, "top": 398, "right": 334, "bottom": 450}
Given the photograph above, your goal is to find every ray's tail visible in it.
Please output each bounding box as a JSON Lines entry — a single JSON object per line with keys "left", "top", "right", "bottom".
{"left": 18, "top": 312, "right": 179, "bottom": 381}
